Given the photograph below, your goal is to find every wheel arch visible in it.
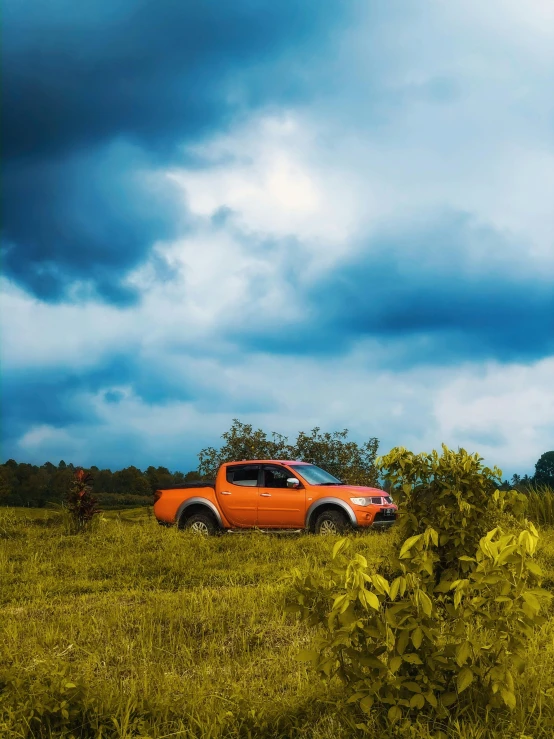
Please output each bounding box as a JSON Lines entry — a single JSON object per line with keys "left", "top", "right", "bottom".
{"left": 305, "top": 498, "right": 357, "bottom": 532}
{"left": 176, "top": 498, "right": 223, "bottom": 530}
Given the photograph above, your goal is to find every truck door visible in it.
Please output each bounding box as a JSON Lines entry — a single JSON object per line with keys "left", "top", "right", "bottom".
{"left": 218, "top": 464, "right": 260, "bottom": 526}
{"left": 257, "top": 464, "right": 305, "bottom": 527}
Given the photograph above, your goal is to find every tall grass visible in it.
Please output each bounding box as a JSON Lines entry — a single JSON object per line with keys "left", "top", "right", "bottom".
{"left": 0, "top": 506, "right": 553, "bottom": 738}
{"left": 525, "top": 484, "right": 554, "bottom": 528}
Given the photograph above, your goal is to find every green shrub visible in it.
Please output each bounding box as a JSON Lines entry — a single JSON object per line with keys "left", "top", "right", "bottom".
{"left": 285, "top": 445, "right": 552, "bottom": 730}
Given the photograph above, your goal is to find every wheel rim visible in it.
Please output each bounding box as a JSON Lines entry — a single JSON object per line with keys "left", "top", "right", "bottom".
{"left": 319, "top": 519, "right": 338, "bottom": 535}
{"left": 190, "top": 521, "right": 210, "bottom": 535}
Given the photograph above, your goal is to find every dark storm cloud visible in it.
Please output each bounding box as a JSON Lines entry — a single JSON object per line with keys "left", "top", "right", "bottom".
{"left": 2, "top": 143, "right": 186, "bottom": 304}
{"left": 231, "top": 212, "right": 554, "bottom": 367}
{"left": 1, "top": 0, "right": 354, "bottom": 302}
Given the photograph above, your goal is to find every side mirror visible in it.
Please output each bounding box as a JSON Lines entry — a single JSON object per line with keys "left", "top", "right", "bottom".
{"left": 287, "top": 477, "right": 300, "bottom": 488}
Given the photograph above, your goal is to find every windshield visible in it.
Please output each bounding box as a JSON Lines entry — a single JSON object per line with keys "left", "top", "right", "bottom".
{"left": 288, "top": 464, "right": 343, "bottom": 485}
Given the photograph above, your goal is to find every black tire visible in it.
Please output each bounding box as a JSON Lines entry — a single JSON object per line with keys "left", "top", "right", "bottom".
{"left": 182, "top": 511, "right": 219, "bottom": 536}
{"left": 314, "top": 509, "right": 349, "bottom": 536}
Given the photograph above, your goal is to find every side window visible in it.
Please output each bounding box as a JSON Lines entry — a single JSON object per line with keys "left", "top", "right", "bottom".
{"left": 226, "top": 465, "right": 260, "bottom": 487}
{"left": 263, "top": 465, "right": 296, "bottom": 489}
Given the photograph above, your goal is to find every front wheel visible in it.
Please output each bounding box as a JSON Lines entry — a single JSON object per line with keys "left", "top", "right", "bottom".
{"left": 314, "top": 509, "right": 349, "bottom": 536}
{"left": 182, "top": 512, "right": 219, "bottom": 536}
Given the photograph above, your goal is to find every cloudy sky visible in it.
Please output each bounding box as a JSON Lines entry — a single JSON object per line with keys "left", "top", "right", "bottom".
{"left": 2, "top": 0, "right": 553, "bottom": 479}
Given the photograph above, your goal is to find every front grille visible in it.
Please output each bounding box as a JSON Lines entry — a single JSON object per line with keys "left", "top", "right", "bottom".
{"left": 373, "top": 509, "right": 397, "bottom": 522}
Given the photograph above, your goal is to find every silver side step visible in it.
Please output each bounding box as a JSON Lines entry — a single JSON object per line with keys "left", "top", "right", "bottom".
{"left": 226, "top": 528, "right": 302, "bottom": 535}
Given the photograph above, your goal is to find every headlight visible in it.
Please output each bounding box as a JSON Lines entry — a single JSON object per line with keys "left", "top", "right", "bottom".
{"left": 350, "top": 497, "right": 372, "bottom": 506}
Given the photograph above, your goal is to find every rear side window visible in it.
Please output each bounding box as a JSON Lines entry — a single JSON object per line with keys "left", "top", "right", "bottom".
{"left": 226, "top": 465, "right": 260, "bottom": 486}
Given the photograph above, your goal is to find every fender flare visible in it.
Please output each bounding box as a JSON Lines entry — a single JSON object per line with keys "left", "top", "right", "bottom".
{"left": 175, "top": 498, "right": 224, "bottom": 528}
{"left": 305, "top": 497, "right": 358, "bottom": 529}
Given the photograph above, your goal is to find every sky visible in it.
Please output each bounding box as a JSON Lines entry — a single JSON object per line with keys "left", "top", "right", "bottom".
{"left": 2, "top": 0, "right": 553, "bottom": 480}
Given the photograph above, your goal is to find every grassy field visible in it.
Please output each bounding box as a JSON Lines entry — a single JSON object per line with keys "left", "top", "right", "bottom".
{"left": 1, "top": 506, "right": 554, "bottom": 739}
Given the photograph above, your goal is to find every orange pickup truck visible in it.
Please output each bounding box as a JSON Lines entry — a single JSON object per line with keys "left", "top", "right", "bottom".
{"left": 153, "top": 459, "right": 397, "bottom": 535}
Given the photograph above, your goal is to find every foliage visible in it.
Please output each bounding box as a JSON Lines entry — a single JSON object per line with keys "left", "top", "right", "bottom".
{"left": 294, "top": 428, "right": 379, "bottom": 487}
{"left": 535, "top": 452, "right": 554, "bottom": 489}
{"left": 286, "top": 445, "right": 553, "bottom": 730}
{"left": 525, "top": 484, "right": 554, "bottom": 528}
{"left": 378, "top": 445, "right": 528, "bottom": 580}
{"left": 65, "top": 468, "right": 102, "bottom": 533}
{"left": 198, "top": 419, "right": 379, "bottom": 486}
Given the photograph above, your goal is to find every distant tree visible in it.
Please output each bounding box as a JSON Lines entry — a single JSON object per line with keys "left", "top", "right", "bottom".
{"left": 535, "top": 451, "right": 554, "bottom": 488}
{"left": 145, "top": 465, "right": 174, "bottom": 494}
{"left": 92, "top": 468, "right": 115, "bottom": 494}
{"left": 0, "top": 465, "right": 15, "bottom": 502}
{"left": 58, "top": 460, "right": 67, "bottom": 470}
{"left": 197, "top": 419, "right": 380, "bottom": 486}
{"left": 112, "top": 466, "right": 151, "bottom": 496}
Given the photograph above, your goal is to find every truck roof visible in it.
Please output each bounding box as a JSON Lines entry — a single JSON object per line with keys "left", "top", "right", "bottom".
{"left": 223, "top": 459, "right": 309, "bottom": 465}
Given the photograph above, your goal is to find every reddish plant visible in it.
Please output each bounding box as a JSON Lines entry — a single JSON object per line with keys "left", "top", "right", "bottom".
{"left": 66, "top": 468, "right": 102, "bottom": 529}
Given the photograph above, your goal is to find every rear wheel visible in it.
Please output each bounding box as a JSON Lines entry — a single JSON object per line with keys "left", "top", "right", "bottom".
{"left": 182, "top": 512, "right": 218, "bottom": 536}
{"left": 314, "top": 509, "right": 349, "bottom": 536}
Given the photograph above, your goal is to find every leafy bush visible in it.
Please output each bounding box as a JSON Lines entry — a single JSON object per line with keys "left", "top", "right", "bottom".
{"left": 285, "top": 445, "right": 552, "bottom": 730}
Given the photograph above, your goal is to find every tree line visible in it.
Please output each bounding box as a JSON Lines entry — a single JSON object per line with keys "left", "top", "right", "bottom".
{"left": 1, "top": 419, "right": 552, "bottom": 508}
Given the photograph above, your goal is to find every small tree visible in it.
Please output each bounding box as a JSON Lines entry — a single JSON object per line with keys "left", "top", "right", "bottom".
{"left": 197, "top": 418, "right": 379, "bottom": 485}
{"left": 66, "top": 468, "right": 102, "bottom": 532}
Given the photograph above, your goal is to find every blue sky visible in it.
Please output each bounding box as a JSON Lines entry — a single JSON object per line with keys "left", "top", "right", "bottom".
{"left": 2, "top": 0, "right": 553, "bottom": 479}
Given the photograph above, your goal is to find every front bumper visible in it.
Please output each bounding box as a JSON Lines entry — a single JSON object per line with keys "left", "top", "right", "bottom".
{"left": 354, "top": 507, "right": 397, "bottom": 527}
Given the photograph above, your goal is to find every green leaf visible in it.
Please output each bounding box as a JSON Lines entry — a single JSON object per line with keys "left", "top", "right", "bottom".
{"left": 64, "top": 683, "right": 77, "bottom": 689}
{"left": 455, "top": 641, "right": 471, "bottom": 668}
{"left": 419, "top": 590, "right": 433, "bottom": 617}
{"left": 397, "top": 629, "right": 410, "bottom": 655}
{"left": 346, "top": 692, "right": 366, "bottom": 704}
{"left": 388, "top": 706, "right": 402, "bottom": 724}
{"left": 441, "top": 692, "right": 457, "bottom": 707}
{"left": 399, "top": 534, "right": 423, "bottom": 559}
{"left": 410, "top": 694, "right": 425, "bottom": 709}
{"left": 457, "top": 667, "right": 473, "bottom": 693}
{"left": 501, "top": 689, "right": 516, "bottom": 710}
{"left": 411, "top": 627, "right": 423, "bottom": 649}
{"left": 332, "top": 538, "right": 349, "bottom": 560}
{"left": 525, "top": 560, "right": 543, "bottom": 577}
{"left": 364, "top": 590, "right": 380, "bottom": 611}
{"left": 389, "top": 655, "right": 402, "bottom": 673}
{"left": 372, "top": 574, "right": 390, "bottom": 595}
{"left": 360, "top": 695, "right": 374, "bottom": 713}
{"left": 402, "top": 681, "right": 422, "bottom": 693}
{"left": 403, "top": 653, "right": 423, "bottom": 665}
{"left": 425, "top": 691, "right": 438, "bottom": 708}
{"left": 522, "top": 592, "right": 540, "bottom": 612}
{"left": 389, "top": 577, "right": 401, "bottom": 601}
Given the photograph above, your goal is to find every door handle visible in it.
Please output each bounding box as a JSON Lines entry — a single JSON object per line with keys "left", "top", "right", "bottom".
{"left": 260, "top": 493, "right": 272, "bottom": 497}
{"left": 220, "top": 491, "right": 232, "bottom": 495}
